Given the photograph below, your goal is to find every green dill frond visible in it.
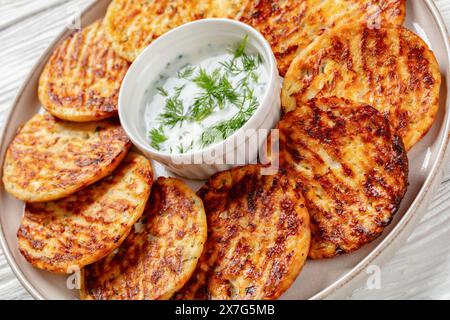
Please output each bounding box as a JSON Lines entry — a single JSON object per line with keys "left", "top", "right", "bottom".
{"left": 187, "top": 140, "right": 194, "bottom": 152}
{"left": 159, "top": 85, "right": 186, "bottom": 127}
{"left": 250, "top": 71, "right": 259, "bottom": 83}
{"left": 193, "top": 68, "right": 219, "bottom": 92}
{"left": 243, "top": 88, "right": 259, "bottom": 112}
{"left": 199, "top": 96, "right": 257, "bottom": 148}
{"left": 216, "top": 75, "right": 239, "bottom": 108}
{"left": 242, "top": 53, "right": 260, "bottom": 72}
{"left": 219, "top": 59, "right": 240, "bottom": 75}
{"left": 156, "top": 86, "right": 168, "bottom": 97}
{"left": 188, "top": 69, "right": 239, "bottom": 121}
{"left": 189, "top": 96, "right": 215, "bottom": 122}
{"left": 177, "top": 143, "right": 185, "bottom": 154}
{"left": 222, "top": 36, "right": 261, "bottom": 85}
{"left": 177, "top": 65, "right": 196, "bottom": 79}
{"left": 149, "top": 126, "right": 167, "bottom": 150}
{"left": 176, "top": 140, "right": 194, "bottom": 154}
{"left": 200, "top": 127, "right": 222, "bottom": 147}
{"left": 233, "top": 35, "right": 249, "bottom": 58}
{"left": 174, "top": 85, "right": 185, "bottom": 96}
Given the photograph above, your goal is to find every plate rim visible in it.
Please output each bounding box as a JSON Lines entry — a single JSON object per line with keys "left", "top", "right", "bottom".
{"left": 0, "top": 0, "right": 449, "bottom": 300}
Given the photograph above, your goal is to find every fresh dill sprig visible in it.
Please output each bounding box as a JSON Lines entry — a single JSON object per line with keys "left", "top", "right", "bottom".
{"left": 200, "top": 89, "right": 258, "bottom": 147}
{"left": 156, "top": 86, "right": 169, "bottom": 97}
{"left": 193, "top": 68, "right": 221, "bottom": 91}
{"left": 238, "top": 88, "right": 259, "bottom": 113}
{"left": 188, "top": 68, "right": 239, "bottom": 121}
{"left": 177, "top": 65, "right": 196, "bottom": 79}
{"left": 221, "top": 53, "right": 261, "bottom": 76}
{"left": 237, "top": 71, "right": 258, "bottom": 90}
{"left": 177, "top": 143, "right": 185, "bottom": 154}
{"left": 242, "top": 53, "right": 262, "bottom": 72}
{"left": 148, "top": 126, "right": 167, "bottom": 150}
{"left": 216, "top": 76, "right": 238, "bottom": 107}
{"left": 200, "top": 127, "right": 222, "bottom": 147}
{"left": 219, "top": 59, "right": 240, "bottom": 75}
{"left": 189, "top": 96, "right": 215, "bottom": 122}
{"left": 221, "top": 35, "right": 261, "bottom": 75}
{"left": 159, "top": 85, "right": 186, "bottom": 127}
{"left": 200, "top": 112, "right": 246, "bottom": 147}
{"left": 233, "top": 35, "right": 249, "bottom": 59}
{"left": 176, "top": 140, "right": 194, "bottom": 154}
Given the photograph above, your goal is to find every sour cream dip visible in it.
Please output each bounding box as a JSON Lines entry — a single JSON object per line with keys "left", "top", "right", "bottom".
{"left": 143, "top": 36, "right": 268, "bottom": 154}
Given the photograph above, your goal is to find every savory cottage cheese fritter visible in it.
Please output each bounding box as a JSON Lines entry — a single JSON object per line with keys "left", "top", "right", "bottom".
{"left": 2, "top": 113, "right": 131, "bottom": 202}
{"left": 17, "top": 153, "right": 153, "bottom": 274}
{"left": 81, "top": 178, "right": 206, "bottom": 300}
{"left": 104, "top": 0, "right": 214, "bottom": 62}
{"left": 104, "top": 0, "right": 405, "bottom": 75}
{"left": 38, "top": 21, "right": 130, "bottom": 122}
{"left": 276, "top": 97, "right": 408, "bottom": 259}
{"left": 282, "top": 23, "right": 441, "bottom": 150}
{"left": 175, "top": 165, "right": 310, "bottom": 300}
{"left": 239, "top": 0, "right": 406, "bottom": 75}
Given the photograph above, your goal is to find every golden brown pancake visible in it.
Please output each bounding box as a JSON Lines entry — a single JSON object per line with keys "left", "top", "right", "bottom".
{"left": 282, "top": 24, "right": 441, "bottom": 150}
{"left": 175, "top": 165, "right": 310, "bottom": 300}
{"left": 80, "top": 178, "right": 207, "bottom": 300}
{"left": 276, "top": 97, "right": 408, "bottom": 259}
{"left": 2, "top": 113, "right": 131, "bottom": 202}
{"left": 239, "top": 0, "right": 406, "bottom": 75}
{"left": 104, "top": 0, "right": 405, "bottom": 77}
{"left": 17, "top": 153, "right": 153, "bottom": 273}
{"left": 104, "top": 0, "right": 214, "bottom": 62}
{"left": 38, "top": 21, "right": 130, "bottom": 122}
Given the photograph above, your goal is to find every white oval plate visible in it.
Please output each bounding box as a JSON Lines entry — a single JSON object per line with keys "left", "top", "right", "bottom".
{"left": 0, "top": 0, "right": 449, "bottom": 300}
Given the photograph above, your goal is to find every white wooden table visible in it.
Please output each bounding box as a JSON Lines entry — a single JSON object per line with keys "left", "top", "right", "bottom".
{"left": 0, "top": 0, "right": 449, "bottom": 300}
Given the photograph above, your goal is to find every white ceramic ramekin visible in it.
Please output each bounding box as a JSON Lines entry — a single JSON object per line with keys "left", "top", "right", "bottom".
{"left": 119, "top": 18, "right": 281, "bottom": 179}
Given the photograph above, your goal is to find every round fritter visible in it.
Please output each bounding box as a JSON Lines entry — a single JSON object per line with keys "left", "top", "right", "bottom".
{"left": 104, "top": 0, "right": 214, "bottom": 62}
{"left": 175, "top": 165, "right": 311, "bottom": 300}
{"left": 2, "top": 113, "right": 131, "bottom": 202}
{"left": 282, "top": 24, "right": 441, "bottom": 150}
{"left": 38, "top": 21, "right": 130, "bottom": 122}
{"left": 104, "top": 0, "right": 405, "bottom": 74}
{"left": 239, "top": 0, "right": 405, "bottom": 75}
{"left": 80, "top": 177, "right": 206, "bottom": 300}
{"left": 17, "top": 152, "right": 153, "bottom": 274}
{"left": 277, "top": 97, "right": 408, "bottom": 259}
{"left": 209, "top": 0, "right": 250, "bottom": 18}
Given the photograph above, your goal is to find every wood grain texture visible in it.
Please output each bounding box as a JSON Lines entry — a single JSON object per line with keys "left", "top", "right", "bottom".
{"left": 0, "top": 0, "right": 449, "bottom": 300}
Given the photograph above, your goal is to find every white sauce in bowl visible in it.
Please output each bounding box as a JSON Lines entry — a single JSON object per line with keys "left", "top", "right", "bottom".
{"left": 143, "top": 37, "right": 268, "bottom": 154}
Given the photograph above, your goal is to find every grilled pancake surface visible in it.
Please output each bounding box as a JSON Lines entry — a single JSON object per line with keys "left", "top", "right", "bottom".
{"left": 104, "top": 0, "right": 213, "bottom": 62}
{"left": 239, "top": 0, "right": 406, "bottom": 75}
{"left": 277, "top": 97, "right": 408, "bottom": 259}
{"left": 104, "top": 0, "right": 405, "bottom": 75}
{"left": 2, "top": 113, "right": 131, "bottom": 202}
{"left": 17, "top": 152, "right": 153, "bottom": 274}
{"left": 175, "top": 165, "right": 310, "bottom": 300}
{"left": 282, "top": 24, "right": 441, "bottom": 150}
{"left": 209, "top": 0, "right": 250, "bottom": 18}
{"left": 81, "top": 177, "right": 206, "bottom": 300}
{"left": 38, "top": 21, "right": 130, "bottom": 122}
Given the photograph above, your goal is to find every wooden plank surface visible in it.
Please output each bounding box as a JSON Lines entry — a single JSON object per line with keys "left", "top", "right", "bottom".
{"left": 0, "top": 0, "right": 449, "bottom": 300}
